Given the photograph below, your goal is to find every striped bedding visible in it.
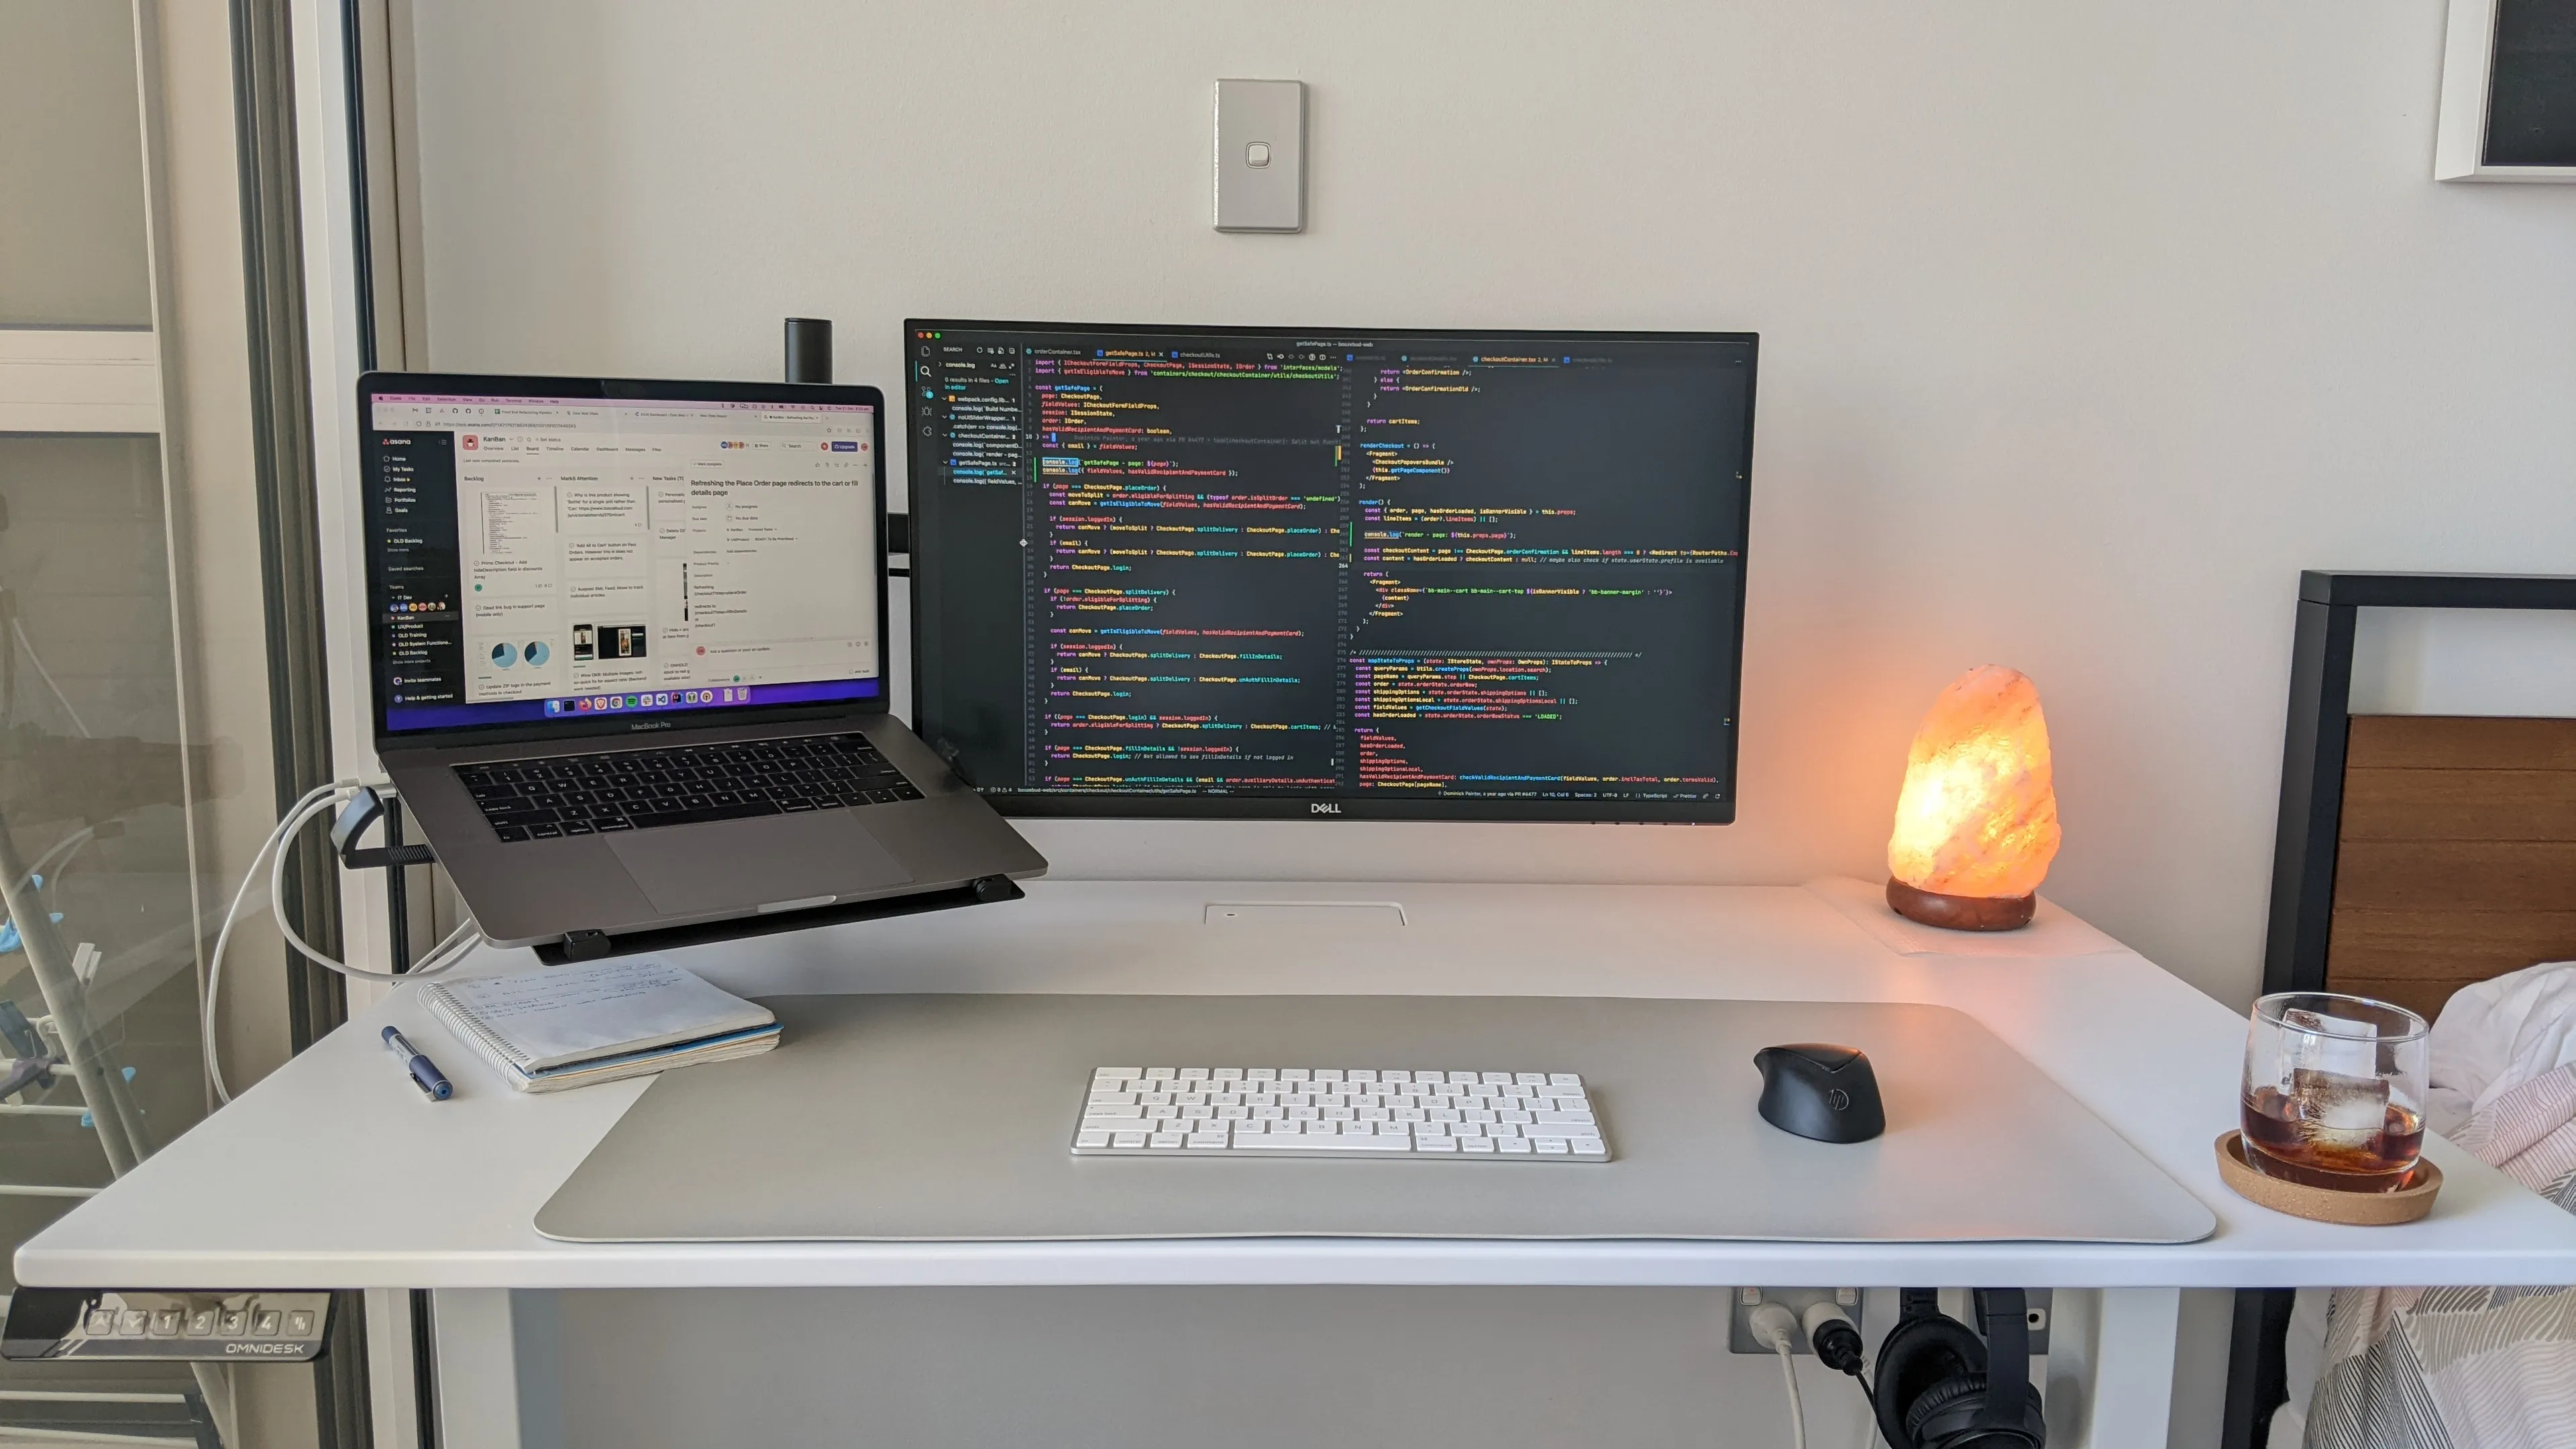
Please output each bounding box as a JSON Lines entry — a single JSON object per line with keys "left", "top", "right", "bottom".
{"left": 2297, "top": 1063, "right": 2576, "bottom": 1449}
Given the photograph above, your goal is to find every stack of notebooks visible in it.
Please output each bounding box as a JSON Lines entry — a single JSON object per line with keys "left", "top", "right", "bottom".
{"left": 422, "top": 957, "right": 780, "bottom": 1093}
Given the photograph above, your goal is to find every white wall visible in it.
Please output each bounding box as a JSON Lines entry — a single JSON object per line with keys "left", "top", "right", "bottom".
{"left": 399, "top": 1, "right": 2576, "bottom": 1011}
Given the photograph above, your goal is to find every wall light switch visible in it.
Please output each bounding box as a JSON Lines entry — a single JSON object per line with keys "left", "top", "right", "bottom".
{"left": 1215, "top": 79, "right": 1304, "bottom": 232}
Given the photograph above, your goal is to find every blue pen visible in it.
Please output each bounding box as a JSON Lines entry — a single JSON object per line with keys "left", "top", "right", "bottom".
{"left": 382, "top": 1026, "right": 453, "bottom": 1101}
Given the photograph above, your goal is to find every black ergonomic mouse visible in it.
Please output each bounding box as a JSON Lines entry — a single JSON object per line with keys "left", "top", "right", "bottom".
{"left": 1754, "top": 1042, "right": 1886, "bottom": 1143}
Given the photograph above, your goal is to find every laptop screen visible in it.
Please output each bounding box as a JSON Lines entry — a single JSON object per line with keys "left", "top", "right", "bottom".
{"left": 360, "top": 376, "right": 885, "bottom": 740}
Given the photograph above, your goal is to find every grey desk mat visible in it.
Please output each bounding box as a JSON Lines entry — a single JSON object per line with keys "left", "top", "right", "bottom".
{"left": 535, "top": 995, "right": 2217, "bottom": 1244}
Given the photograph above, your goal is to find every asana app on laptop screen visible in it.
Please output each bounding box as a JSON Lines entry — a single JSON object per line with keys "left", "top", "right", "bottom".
{"left": 365, "top": 392, "right": 881, "bottom": 734}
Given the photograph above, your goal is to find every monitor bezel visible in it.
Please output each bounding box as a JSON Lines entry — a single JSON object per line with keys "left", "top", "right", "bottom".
{"left": 358, "top": 370, "right": 892, "bottom": 753}
{"left": 902, "top": 320, "right": 1756, "bottom": 824}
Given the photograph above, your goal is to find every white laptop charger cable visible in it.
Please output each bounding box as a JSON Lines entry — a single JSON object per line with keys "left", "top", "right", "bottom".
{"left": 202, "top": 780, "right": 483, "bottom": 1104}
{"left": 1748, "top": 1302, "right": 1808, "bottom": 1449}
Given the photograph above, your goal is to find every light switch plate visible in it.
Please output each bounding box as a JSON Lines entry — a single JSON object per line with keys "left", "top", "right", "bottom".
{"left": 1214, "top": 79, "right": 1305, "bottom": 232}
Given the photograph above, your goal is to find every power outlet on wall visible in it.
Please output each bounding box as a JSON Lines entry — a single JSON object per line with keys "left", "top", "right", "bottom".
{"left": 1727, "top": 1287, "right": 1863, "bottom": 1354}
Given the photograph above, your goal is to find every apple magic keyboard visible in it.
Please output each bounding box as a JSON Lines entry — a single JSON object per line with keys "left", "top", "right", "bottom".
{"left": 1072, "top": 1066, "right": 1609, "bottom": 1160}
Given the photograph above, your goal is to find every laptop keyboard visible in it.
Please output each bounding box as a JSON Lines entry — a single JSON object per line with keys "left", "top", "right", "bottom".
{"left": 456, "top": 733, "right": 922, "bottom": 842}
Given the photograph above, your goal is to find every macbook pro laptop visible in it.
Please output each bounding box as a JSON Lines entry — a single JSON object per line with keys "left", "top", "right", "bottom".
{"left": 360, "top": 372, "right": 1044, "bottom": 952}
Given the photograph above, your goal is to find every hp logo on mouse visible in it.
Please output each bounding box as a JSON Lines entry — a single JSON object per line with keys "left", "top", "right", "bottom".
{"left": 1827, "top": 1089, "right": 1851, "bottom": 1111}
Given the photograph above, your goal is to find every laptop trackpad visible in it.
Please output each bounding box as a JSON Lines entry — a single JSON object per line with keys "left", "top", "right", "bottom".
{"left": 605, "top": 812, "right": 912, "bottom": 916}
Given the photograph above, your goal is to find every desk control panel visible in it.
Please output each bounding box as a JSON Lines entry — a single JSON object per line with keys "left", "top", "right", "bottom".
{"left": 1, "top": 1289, "right": 331, "bottom": 1362}
{"left": 1073, "top": 1066, "right": 1611, "bottom": 1159}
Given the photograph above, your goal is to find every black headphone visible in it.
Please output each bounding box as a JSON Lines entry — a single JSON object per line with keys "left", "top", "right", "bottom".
{"left": 1872, "top": 1289, "right": 2046, "bottom": 1449}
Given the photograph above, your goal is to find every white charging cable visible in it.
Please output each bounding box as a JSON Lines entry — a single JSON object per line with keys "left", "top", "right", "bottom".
{"left": 1748, "top": 1302, "right": 1807, "bottom": 1449}
{"left": 203, "top": 781, "right": 483, "bottom": 1104}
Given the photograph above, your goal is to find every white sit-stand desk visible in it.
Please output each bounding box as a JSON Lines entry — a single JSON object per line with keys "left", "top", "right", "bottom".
{"left": 23, "top": 880, "right": 2576, "bottom": 1448}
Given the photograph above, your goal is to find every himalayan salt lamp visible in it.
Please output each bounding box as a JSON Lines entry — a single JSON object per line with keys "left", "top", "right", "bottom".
{"left": 1884, "top": 665, "right": 2061, "bottom": 931}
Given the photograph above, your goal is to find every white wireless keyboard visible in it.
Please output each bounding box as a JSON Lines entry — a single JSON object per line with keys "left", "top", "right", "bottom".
{"left": 1071, "top": 1067, "right": 1609, "bottom": 1161}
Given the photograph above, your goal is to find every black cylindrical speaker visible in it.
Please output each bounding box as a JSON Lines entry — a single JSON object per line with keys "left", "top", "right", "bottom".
{"left": 784, "top": 317, "right": 833, "bottom": 384}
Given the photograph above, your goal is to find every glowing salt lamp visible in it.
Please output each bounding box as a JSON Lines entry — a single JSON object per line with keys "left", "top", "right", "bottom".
{"left": 1884, "top": 665, "right": 2061, "bottom": 931}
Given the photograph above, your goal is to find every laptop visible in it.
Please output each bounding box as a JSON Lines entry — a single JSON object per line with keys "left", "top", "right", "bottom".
{"left": 359, "top": 371, "right": 1044, "bottom": 952}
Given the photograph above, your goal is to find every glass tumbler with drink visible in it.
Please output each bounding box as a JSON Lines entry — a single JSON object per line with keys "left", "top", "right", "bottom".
{"left": 2241, "top": 991, "right": 2428, "bottom": 1193}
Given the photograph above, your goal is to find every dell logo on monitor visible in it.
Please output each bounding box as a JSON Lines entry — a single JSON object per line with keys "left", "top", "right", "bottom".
{"left": 1309, "top": 802, "right": 1342, "bottom": 815}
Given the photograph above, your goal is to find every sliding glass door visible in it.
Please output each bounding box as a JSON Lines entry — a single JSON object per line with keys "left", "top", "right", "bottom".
{"left": 0, "top": 2, "right": 320, "bottom": 1444}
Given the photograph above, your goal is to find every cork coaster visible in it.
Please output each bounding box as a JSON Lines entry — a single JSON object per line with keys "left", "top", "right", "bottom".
{"left": 2214, "top": 1130, "right": 2441, "bottom": 1226}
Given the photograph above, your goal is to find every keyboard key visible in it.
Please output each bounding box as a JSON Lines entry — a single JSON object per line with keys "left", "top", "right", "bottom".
{"left": 625, "top": 801, "right": 780, "bottom": 830}
{"left": 1240, "top": 1132, "right": 1401, "bottom": 1153}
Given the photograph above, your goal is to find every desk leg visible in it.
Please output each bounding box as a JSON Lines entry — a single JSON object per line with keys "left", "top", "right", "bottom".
{"left": 363, "top": 1290, "right": 421, "bottom": 1449}
{"left": 429, "top": 1289, "right": 563, "bottom": 1449}
{"left": 2051, "top": 1287, "right": 2182, "bottom": 1449}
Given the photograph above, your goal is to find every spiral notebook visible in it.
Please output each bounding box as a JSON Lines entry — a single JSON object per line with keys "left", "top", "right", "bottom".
{"left": 421, "top": 957, "right": 780, "bottom": 1093}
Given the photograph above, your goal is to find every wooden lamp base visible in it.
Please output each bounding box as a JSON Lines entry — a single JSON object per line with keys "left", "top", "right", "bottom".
{"left": 1885, "top": 877, "right": 2036, "bottom": 932}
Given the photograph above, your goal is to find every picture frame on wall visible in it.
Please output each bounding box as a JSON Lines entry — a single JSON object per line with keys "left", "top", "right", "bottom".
{"left": 2436, "top": 0, "right": 2576, "bottom": 180}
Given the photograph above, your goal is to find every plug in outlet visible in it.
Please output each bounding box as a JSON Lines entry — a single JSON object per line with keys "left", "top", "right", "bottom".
{"left": 1727, "top": 1287, "right": 1864, "bottom": 1354}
